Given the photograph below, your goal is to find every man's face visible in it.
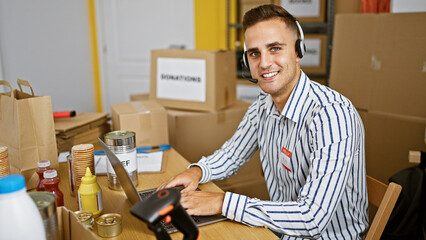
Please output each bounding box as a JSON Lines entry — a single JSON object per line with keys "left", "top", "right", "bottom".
{"left": 245, "top": 18, "right": 301, "bottom": 100}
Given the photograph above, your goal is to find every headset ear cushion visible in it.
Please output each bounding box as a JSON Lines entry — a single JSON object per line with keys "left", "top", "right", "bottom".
{"left": 296, "top": 39, "right": 305, "bottom": 58}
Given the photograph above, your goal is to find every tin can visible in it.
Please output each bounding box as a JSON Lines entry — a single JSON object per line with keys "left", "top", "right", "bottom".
{"left": 28, "top": 192, "right": 60, "bottom": 240}
{"left": 74, "top": 210, "right": 94, "bottom": 229}
{"left": 104, "top": 131, "right": 138, "bottom": 190}
{"left": 95, "top": 213, "right": 122, "bottom": 238}
{"left": 67, "top": 153, "right": 76, "bottom": 196}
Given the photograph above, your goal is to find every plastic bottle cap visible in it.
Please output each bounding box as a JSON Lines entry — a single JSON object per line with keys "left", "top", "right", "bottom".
{"left": 81, "top": 167, "right": 96, "bottom": 184}
{"left": 37, "top": 160, "right": 51, "bottom": 168}
{"left": 0, "top": 175, "right": 26, "bottom": 194}
{"left": 43, "top": 169, "right": 57, "bottom": 179}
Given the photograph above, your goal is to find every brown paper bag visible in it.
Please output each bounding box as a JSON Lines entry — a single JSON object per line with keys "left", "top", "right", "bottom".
{"left": 0, "top": 79, "right": 58, "bottom": 189}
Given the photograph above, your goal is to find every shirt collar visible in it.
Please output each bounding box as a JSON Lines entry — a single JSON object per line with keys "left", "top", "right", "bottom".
{"left": 263, "top": 70, "right": 311, "bottom": 123}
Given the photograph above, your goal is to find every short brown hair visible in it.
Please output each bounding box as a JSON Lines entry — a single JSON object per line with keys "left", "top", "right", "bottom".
{"left": 242, "top": 4, "right": 298, "bottom": 34}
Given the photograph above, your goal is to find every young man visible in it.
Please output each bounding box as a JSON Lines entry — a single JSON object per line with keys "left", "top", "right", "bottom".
{"left": 159, "top": 4, "right": 368, "bottom": 239}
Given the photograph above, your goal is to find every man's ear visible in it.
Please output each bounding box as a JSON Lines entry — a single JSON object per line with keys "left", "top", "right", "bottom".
{"left": 296, "top": 54, "right": 302, "bottom": 63}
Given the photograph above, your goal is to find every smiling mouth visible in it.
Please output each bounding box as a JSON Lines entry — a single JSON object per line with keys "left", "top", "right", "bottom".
{"left": 261, "top": 71, "right": 279, "bottom": 78}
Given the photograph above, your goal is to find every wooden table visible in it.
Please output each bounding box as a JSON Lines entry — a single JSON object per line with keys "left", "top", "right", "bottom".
{"left": 59, "top": 148, "right": 277, "bottom": 239}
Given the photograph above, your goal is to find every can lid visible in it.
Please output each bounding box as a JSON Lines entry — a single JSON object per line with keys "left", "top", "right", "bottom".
{"left": 104, "top": 131, "right": 135, "bottom": 146}
{"left": 43, "top": 169, "right": 58, "bottom": 179}
{"left": 0, "top": 175, "right": 26, "bottom": 194}
{"left": 75, "top": 211, "right": 94, "bottom": 222}
{"left": 28, "top": 192, "right": 56, "bottom": 210}
{"left": 37, "top": 160, "right": 51, "bottom": 168}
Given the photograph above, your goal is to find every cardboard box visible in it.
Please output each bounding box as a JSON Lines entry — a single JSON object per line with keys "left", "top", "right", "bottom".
{"left": 236, "top": 79, "right": 262, "bottom": 103}
{"left": 56, "top": 123, "right": 111, "bottom": 153}
{"left": 167, "top": 101, "right": 269, "bottom": 199}
{"left": 110, "top": 100, "right": 169, "bottom": 147}
{"left": 330, "top": 13, "right": 426, "bottom": 118}
{"left": 330, "top": 13, "right": 426, "bottom": 183}
{"left": 221, "top": 177, "right": 270, "bottom": 200}
{"left": 168, "top": 100, "right": 251, "bottom": 163}
{"left": 55, "top": 112, "right": 111, "bottom": 153}
{"left": 213, "top": 148, "right": 269, "bottom": 200}
{"left": 310, "top": 78, "right": 327, "bottom": 86}
{"left": 335, "top": 0, "right": 360, "bottom": 14}
{"left": 129, "top": 93, "right": 150, "bottom": 101}
{"left": 277, "top": 0, "right": 326, "bottom": 23}
{"left": 300, "top": 34, "right": 327, "bottom": 74}
{"left": 362, "top": 111, "right": 426, "bottom": 183}
{"left": 357, "top": 108, "right": 368, "bottom": 131}
{"left": 150, "top": 49, "right": 237, "bottom": 112}
{"left": 58, "top": 206, "right": 99, "bottom": 240}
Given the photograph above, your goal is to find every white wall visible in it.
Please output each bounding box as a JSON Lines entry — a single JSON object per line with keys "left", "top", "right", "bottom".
{"left": 0, "top": 0, "right": 95, "bottom": 112}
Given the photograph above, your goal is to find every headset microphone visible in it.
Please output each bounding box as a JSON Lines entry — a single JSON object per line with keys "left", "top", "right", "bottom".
{"left": 241, "top": 44, "right": 258, "bottom": 84}
{"left": 245, "top": 76, "right": 258, "bottom": 84}
{"left": 241, "top": 65, "right": 258, "bottom": 84}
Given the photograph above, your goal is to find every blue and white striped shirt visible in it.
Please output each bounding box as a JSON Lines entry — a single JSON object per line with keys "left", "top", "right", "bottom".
{"left": 193, "top": 71, "right": 368, "bottom": 239}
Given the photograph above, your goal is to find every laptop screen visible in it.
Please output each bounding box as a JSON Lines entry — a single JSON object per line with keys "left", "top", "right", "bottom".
{"left": 98, "top": 138, "right": 141, "bottom": 205}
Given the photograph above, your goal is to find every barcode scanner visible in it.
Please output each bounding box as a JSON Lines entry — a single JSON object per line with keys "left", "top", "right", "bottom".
{"left": 130, "top": 187, "right": 199, "bottom": 240}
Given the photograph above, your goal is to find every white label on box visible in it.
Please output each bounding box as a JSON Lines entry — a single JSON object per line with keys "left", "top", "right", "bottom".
{"left": 391, "top": 0, "right": 426, "bottom": 13}
{"left": 281, "top": 0, "right": 320, "bottom": 17}
{"left": 95, "top": 155, "right": 108, "bottom": 174}
{"left": 137, "top": 151, "right": 163, "bottom": 173}
{"left": 237, "top": 84, "right": 262, "bottom": 103}
{"left": 299, "top": 38, "right": 321, "bottom": 67}
{"left": 157, "top": 57, "right": 206, "bottom": 102}
{"left": 95, "top": 151, "right": 163, "bottom": 174}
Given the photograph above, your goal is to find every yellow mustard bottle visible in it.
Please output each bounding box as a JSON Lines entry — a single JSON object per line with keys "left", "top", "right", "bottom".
{"left": 78, "top": 167, "right": 103, "bottom": 217}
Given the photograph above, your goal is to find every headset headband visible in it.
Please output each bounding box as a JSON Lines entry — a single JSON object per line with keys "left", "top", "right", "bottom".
{"left": 295, "top": 20, "right": 304, "bottom": 41}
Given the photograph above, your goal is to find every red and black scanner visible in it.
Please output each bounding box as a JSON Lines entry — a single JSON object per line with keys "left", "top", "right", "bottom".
{"left": 130, "top": 187, "right": 199, "bottom": 240}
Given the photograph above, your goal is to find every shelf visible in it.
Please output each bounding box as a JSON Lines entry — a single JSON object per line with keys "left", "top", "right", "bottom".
{"left": 300, "top": 23, "right": 328, "bottom": 33}
{"left": 228, "top": 23, "right": 242, "bottom": 29}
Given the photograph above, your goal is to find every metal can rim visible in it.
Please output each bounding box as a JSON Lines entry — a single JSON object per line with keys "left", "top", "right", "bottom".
{"left": 75, "top": 210, "right": 94, "bottom": 223}
{"left": 28, "top": 192, "right": 57, "bottom": 219}
{"left": 104, "top": 131, "right": 135, "bottom": 147}
{"left": 96, "top": 213, "right": 122, "bottom": 238}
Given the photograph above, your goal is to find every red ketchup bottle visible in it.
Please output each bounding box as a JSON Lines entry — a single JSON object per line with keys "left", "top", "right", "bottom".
{"left": 42, "top": 169, "right": 64, "bottom": 207}
{"left": 36, "top": 160, "right": 52, "bottom": 191}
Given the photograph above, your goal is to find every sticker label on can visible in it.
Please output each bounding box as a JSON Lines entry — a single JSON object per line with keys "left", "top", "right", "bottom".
{"left": 107, "top": 149, "right": 137, "bottom": 174}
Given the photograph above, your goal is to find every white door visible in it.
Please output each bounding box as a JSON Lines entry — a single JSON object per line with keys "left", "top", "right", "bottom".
{"left": 96, "top": 0, "right": 194, "bottom": 112}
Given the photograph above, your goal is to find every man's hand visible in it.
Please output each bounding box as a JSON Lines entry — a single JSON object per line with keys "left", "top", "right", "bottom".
{"left": 180, "top": 191, "right": 225, "bottom": 216}
{"left": 157, "top": 166, "right": 203, "bottom": 192}
{"left": 158, "top": 166, "right": 225, "bottom": 216}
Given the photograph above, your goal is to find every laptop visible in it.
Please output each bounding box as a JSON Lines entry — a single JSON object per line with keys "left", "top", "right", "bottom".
{"left": 98, "top": 138, "right": 227, "bottom": 233}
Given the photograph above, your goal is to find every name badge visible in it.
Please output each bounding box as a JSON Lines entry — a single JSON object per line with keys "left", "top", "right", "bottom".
{"left": 280, "top": 147, "right": 292, "bottom": 172}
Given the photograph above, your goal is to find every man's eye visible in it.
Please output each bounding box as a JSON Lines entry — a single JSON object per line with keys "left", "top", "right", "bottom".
{"left": 271, "top": 47, "right": 280, "bottom": 52}
{"left": 249, "top": 52, "right": 259, "bottom": 57}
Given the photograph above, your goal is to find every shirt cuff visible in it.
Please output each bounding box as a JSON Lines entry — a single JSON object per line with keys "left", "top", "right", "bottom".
{"left": 187, "top": 162, "right": 211, "bottom": 184}
{"left": 222, "top": 192, "right": 248, "bottom": 222}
